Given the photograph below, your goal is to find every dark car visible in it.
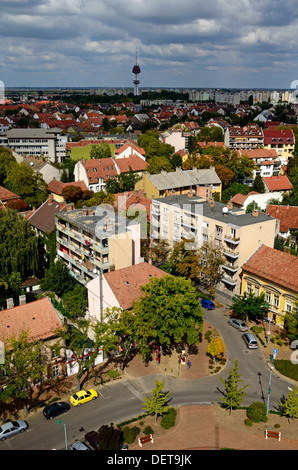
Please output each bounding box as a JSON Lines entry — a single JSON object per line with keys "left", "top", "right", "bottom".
{"left": 200, "top": 299, "right": 215, "bottom": 310}
{"left": 43, "top": 401, "right": 71, "bottom": 420}
{"left": 85, "top": 430, "right": 100, "bottom": 450}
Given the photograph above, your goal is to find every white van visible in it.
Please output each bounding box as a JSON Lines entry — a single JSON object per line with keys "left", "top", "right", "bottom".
{"left": 242, "top": 333, "right": 258, "bottom": 349}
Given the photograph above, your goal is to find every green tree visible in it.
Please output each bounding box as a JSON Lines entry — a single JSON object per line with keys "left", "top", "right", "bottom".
{"left": 166, "top": 239, "right": 201, "bottom": 283}
{"left": 0, "top": 209, "right": 44, "bottom": 278}
{"left": 5, "top": 162, "right": 48, "bottom": 207}
{"left": 41, "top": 260, "right": 76, "bottom": 298}
{"left": 142, "top": 379, "right": 171, "bottom": 423}
{"left": 132, "top": 275, "right": 204, "bottom": 361}
{"left": 62, "top": 284, "right": 88, "bottom": 319}
{"left": 220, "top": 359, "right": 248, "bottom": 414}
{"left": 0, "top": 147, "right": 16, "bottom": 185}
{"left": 97, "top": 424, "right": 123, "bottom": 450}
{"left": 199, "top": 240, "right": 225, "bottom": 297}
{"left": 245, "top": 201, "right": 262, "bottom": 213}
{"left": 280, "top": 386, "right": 298, "bottom": 422}
{"left": 90, "top": 143, "right": 112, "bottom": 159}
{"left": 252, "top": 174, "right": 266, "bottom": 193}
{"left": 0, "top": 272, "right": 23, "bottom": 309}
{"left": 0, "top": 331, "right": 47, "bottom": 415}
{"left": 231, "top": 291, "right": 269, "bottom": 321}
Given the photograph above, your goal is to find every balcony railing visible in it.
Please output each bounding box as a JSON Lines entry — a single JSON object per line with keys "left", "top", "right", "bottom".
{"left": 224, "top": 235, "right": 240, "bottom": 245}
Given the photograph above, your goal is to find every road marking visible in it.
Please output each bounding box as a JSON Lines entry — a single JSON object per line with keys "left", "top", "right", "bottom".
{"left": 122, "top": 381, "right": 145, "bottom": 403}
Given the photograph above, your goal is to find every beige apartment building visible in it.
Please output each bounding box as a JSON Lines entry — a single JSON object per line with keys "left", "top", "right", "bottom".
{"left": 56, "top": 206, "right": 141, "bottom": 286}
{"left": 151, "top": 193, "right": 280, "bottom": 295}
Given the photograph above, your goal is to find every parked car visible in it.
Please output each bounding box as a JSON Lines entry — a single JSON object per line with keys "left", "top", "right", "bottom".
{"left": 69, "top": 389, "right": 98, "bottom": 407}
{"left": 200, "top": 299, "right": 215, "bottom": 310}
{"left": 85, "top": 430, "right": 100, "bottom": 450}
{"left": 242, "top": 333, "right": 258, "bottom": 349}
{"left": 71, "top": 441, "right": 91, "bottom": 450}
{"left": 43, "top": 401, "right": 71, "bottom": 420}
{"left": 0, "top": 420, "right": 28, "bottom": 441}
{"left": 228, "top": 318, "right": 248, "bottom": 332}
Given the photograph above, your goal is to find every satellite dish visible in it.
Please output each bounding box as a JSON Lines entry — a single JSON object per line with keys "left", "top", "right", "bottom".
{"left": 222, "top": 206, "right": 229, "bottom": 214}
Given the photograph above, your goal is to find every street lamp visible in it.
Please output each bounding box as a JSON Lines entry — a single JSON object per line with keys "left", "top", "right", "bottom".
{"left": 266, "top": 348, "right": 277, "bottom": 415}
{"left": 57, "top": 419, "right": 68, "bottom": 450}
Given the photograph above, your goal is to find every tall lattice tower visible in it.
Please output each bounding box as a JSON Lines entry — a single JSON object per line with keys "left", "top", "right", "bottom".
{"left": 132, "top": 49, "right": 141, "bottom": 96}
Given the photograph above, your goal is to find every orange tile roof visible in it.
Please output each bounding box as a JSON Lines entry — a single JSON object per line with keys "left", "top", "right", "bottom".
{"left": 81, "top": 158, "right": 118, "bottom": 183}
{"left": 103, "top": 262, "right": 166, "bottom": 310}
{"left": 0, "top": 297, "right": 63, "bottom": 344}
{"left": 242, "top": 244, "right": 298, "bottom": 292}
{"left": 48, "top": 179, "right": 88, "bottom": 195}
{"left": 0, "top": 186, "right": 20, "bottom": 201}
{"left": 115, "top": 156, "right": 147, "bottom": 173}
{"left": 266, "top": 205, "right": 298, "bottom": 233}
{"left": 263, "top": 175, "right": 293, "bottom": 192}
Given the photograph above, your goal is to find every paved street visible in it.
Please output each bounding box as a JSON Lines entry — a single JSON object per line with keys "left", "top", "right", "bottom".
{"left": 0, "top": 295, "right": 295, "bottom": 450}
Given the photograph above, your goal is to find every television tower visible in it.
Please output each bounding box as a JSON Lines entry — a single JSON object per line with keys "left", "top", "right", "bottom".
{"left": 132, "top": 48, "right": 141, "bottom": 96}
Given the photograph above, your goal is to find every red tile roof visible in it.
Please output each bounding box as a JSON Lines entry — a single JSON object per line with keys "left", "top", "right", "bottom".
{"left": 242, "top": 245, "right": 298, "bottom": 292}
{"left": 0, "top": 297, "right": 63, "bottom": 344}
{"left": 115, "top": 156, "right": 148, "bottom": 173}
{"left": 263, "top": 175, "right": 293, "bottom": 192}
{"left": 238, "top": 148, "right": 278, "bottom": 159}
{"left": 266, "top": 205, "right": 298, "bottom": 233}
{"left": 103, "top": 262, "right": 166, "bottom": 310}
{"left": 48, "top": 179, "right": 88, "bottom": 195}
{"left": 80, "top": 158, "right": 118, "bottom": 183}
{"left": 0, "top": 186, "right": 20, "bottom": 202}
{"left": 113, "top": 190, "right": 152, "bottom": 220}
{"left": 263, "top": 129, "right": 294, "bottom": 145}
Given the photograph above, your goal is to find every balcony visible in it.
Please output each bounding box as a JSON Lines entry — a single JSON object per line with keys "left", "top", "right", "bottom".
{"left": 224, "top": 249, "right": 239, "bottom": 259}
{"left": 223, "top": 262, "right": 238, "bottom": 273}
{"left": 222, "top": 275, "right": 238, "bottom": 286}
{"left": 224, "top": 235, "right": 240, "bottom": 245}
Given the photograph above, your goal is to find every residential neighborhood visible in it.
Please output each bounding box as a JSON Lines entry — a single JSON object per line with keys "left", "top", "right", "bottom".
{"left": 0, "top": 86, "right": 298, "bottom": 451}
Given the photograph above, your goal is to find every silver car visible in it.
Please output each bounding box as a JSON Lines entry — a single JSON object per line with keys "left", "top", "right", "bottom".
{"left": 0, "top": 420, "right": 28, "bottom": 441}
{"left": 228, "top": 318, "right": 248, "bottom": 332}
{"left": 71, "top": 440, "right": 91, "bottom": 450}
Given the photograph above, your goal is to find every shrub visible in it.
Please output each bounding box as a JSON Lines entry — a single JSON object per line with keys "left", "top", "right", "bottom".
{"left": 246, "top": 402, "right": 268, "bottom": 423}
{"left": 144, "top": 425, "right": 154, "bottom": 435}
{"left": 244, "top": 418, "right": 253, "bottom": 427}
{"left": 122, "top": 426, "right": 140, "bottom": 444}
{"left": 107, "top": 369, "right": 120, "bottom": 379}
{"left": 97, "top": 424, "right": 123, "bottom": 450}
{"left": 161, "top": 407, "right": 177, "bottom": 430}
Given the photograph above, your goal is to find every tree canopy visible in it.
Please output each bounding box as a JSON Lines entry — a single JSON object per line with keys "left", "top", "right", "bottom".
{"left": 132, "top": 275, "right": 204, "bottom": 360}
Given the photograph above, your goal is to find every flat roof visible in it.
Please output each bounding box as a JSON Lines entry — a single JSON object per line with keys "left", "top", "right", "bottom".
{"left": 153, "top": 194, "right": 275, "bottom": 227}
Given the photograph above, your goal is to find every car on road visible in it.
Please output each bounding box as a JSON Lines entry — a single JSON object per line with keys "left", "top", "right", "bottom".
{"left": 0, "top": 420, "right": 28, "bottom": 441}
{"left": 242, "top": 333, "right": 258, "bottom": 349}
{"left": 43, "top": 401, "right": 71, "bottom": 420}
{"left": 85, "top": 430, "right": 100, "bottom": 450}
{"left": 69, "top": 389, "right": 98, "bottom": 407}
{"left": 71, "top": 440, "right": 91, "bottom": 450}
{"left": 228, "top": 318, "right": 248, "bottom": 332}
{"left": 200, "top": 299, "right": 215, "bottom": 310}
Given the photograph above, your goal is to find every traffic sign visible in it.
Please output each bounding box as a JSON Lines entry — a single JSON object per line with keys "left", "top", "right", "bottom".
{"left": 273, "top": 348, "right": 277, "bottom": 359}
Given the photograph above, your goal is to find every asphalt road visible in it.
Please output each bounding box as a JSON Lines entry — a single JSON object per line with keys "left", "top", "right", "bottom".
{"left": 0, "top": 302, "right": 294, "bottom": 450}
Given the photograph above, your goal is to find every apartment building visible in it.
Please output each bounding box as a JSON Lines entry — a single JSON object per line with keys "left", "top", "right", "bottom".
{"left": 135, "top": 167, "right": 222, "bottom": 199}
{"left": 237, "top": 148, "right": 282, "bottom": 185}
{"left": 241, "top": 245, "right": 298, "bottom": 327}
{"left": 0, "top": 128, "right": 68, "bottom": 163}
{"left": 224, "top": 124, "right": 264, "bottom": 150}
{"left": 263, "top": 128, "right": 295, "bottom": 162}
{"left": 151, "top": 193, "right": 279, "bottom": 295}
{"left": 56, "top": 206, "right": 141, "bottom": 286}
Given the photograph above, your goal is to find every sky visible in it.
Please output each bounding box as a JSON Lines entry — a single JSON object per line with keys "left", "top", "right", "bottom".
{"left": 1, "top": 0, "right": 298, "bottom": 90}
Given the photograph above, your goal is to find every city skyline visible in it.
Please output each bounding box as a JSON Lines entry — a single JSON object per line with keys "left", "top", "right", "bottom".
{"left": 1, "top": 0, "right": 298, "bottom": 90}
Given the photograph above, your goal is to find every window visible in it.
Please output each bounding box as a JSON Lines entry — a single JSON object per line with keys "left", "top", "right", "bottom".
{"left": 273, "top": 295, "right": 279, "bottom": 309}
{"left": 52, "top": 364, "right": 60, "bottom": 378}
{"left": 230, "top": 228, "right": 236, "bottom": 238}
{"left": 286, "top": 301, "right": 292, "bottom": 313}
{"left": 266, "top": 292, "right": 271, "bottom": 304}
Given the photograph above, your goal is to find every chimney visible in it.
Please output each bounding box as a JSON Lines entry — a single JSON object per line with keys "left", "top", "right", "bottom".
{"left": 19, "top": 294, "right": 26, "bottom": 305}
{"left": 82, "top": 206, "right": 88, "bottom": 216}
{"left": 252, "top": 209, "right": 259, "bottom": 217}
{"left": 227, "top": 201, "right": 233, "bottom": 210}
{"left": 48, "top": 194, "right": 53, "bottom": 205}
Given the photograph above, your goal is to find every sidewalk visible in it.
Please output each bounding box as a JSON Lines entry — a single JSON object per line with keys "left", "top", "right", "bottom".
{"left": 123, "top": 319, "right": 298, "bottom": 451}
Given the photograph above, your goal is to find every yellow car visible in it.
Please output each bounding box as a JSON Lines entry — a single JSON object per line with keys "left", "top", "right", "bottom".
{"left": 69, "top": 389, "right": 98, "bottom": 407}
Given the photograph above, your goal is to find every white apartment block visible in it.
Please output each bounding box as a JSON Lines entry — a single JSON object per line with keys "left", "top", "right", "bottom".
{"left": 151, "top": 193, "right": 279, "bottom": 295}
{"left": 0, "top": 128, "right": 68, "bottom": 163}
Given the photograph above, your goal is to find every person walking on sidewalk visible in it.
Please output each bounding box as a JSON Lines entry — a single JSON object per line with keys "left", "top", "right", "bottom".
{"left": 187, "top": 360, "right": 191, "bottom": 370}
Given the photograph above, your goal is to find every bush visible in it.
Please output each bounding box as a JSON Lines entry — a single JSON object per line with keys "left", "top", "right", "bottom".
{"left": 244, "top": 418, "right": 253, "bottom": 427}
{"left": 144, "top": 425, "right": 154, "bottom": 435}
{"left": 161, "top": 407, "right": 177, "bottom": 430}
{"left": 246, "top": 402, "right": 268, "bottom": 423}
{"left": 122, "top": 426, "right": 140, "bottom": 444}
{"left": 97, "top": 424, "right": 123, "bottom": 450}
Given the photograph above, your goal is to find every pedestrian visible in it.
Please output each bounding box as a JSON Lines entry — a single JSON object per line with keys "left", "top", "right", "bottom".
{"left": 187, "top": 360, "right": 191, "bottom": 370}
